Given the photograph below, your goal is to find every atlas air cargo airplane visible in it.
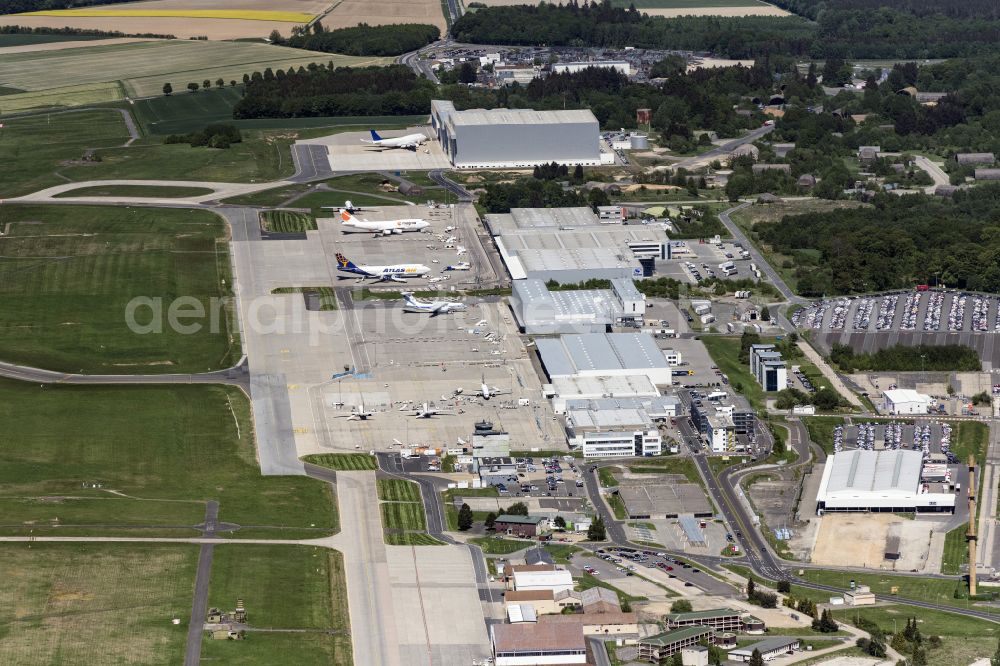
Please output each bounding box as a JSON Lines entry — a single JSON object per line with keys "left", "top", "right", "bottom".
{"left": 360, "top": 130, "right": 428, "bottom": 150}
{"left": 340, "top": 210, "right": 429, "bottom": 235}
{"left": 335, "top": 253, "right": 430, "bottom": 283}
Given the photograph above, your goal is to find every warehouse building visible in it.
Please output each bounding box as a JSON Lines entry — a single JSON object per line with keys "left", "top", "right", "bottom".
{"left": 536, "top": 333, "right": 674, "bottom": 386}
{"left": 510, "top": 278, "right": 646, "bottom": 334}
{"left": 491, "top": 621, "right": 587, "bottom": 666}
{"left": 816, "top": 449, "right": 956, "bottom": 514}
{"left": 431, "top": 100, "right": 601, "bottom": 169}
{"left": 486, "top": 207, "right": 669, "bottom": 282}
{"left": 545, "top": 375, "right": 661, "bottom": 413}
{"left": 883, "top": 388, "right": 932, "bottom": 415}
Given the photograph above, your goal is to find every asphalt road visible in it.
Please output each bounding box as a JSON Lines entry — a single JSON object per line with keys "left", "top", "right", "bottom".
{"left": 718, "top": 202, "right": 804, "bottom": 306}
{"left": 673, "top": 125, "right": 775, "bottom": 170}
{"left": 0, "top": 357, "right": 250, "bottom": 391}
{"left": 913, "top": 155, "right": 950, "bottom": 194}
{"left": 289, "top": 144, "right": 336, "bottom": 182}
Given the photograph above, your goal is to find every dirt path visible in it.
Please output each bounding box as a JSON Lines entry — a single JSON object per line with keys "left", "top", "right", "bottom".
{"left": 798, "top": 340, "right": 865, "bottom": 408}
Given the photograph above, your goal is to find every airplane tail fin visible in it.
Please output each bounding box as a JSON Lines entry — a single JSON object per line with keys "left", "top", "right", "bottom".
{"left": 401, "top": 291, "right": 417, "bottom": 305}
{"left": 369, "top": 129, "right": 383, "bottom": 141}
{"left": 341, "top": 210, "right": 356, "bottom": 223}
{"left": 335, "top": 252, "right": 357, "bottom": 269}
{"left": 345, "top": 200, "right": 354, "bottom": 211}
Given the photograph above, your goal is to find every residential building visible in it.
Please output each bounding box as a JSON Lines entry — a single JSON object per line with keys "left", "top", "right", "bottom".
{"left": 637, "top": 626, "right": 715, "bottom": 662}
{"left": 495, "top": 514, "right": 547, "bottom": 538}
{"left": 665, "top": 608, "right": 765, "bottom": 634}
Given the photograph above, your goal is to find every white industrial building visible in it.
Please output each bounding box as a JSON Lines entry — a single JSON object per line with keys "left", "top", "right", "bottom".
{"left": 536, "top": 333, "right": 674, "bottom": 386}
{"left": 430, "top": 100, "right": 601, "bottom": 169}
{"left": 883, "top": 388, "right": 932, "bottom": 415}
{"left": 545, "top": 375, "right": 661, "bottom": 413}
{"left": 511, "top": 568, "right": 575, "bottom": 594}
{"left": 816, "top": 449, "right": 956, "bottom": 514}
{"left": 552, "top": 60, "right": 632, "bottom": 76}
{"left": 566, "top": 405, "right": 663, "bottom": 457}
{"left": 495, "top": 66, "right": 540, "bottom": 86}
{"left": 486, "top": 207, "right": 669, "bottom": 282}
{"left": 510, "top": 277, "right": 646, "bottom": 334}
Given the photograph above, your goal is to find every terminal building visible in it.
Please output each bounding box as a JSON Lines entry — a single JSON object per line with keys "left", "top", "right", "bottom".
{"left": 510, "top": 277, "right": 646, "bottom": 334}
{"left": 486, "top": 207, "right": 669, "bottom": 282}
{"left": 536, "top": 333, "right": 674, "bottom": 386}
{"left": 816, "top": 449, "right": 956, "bottom": 514}
{"left": 431, "top": 100, "right": 601, "bottom": 169}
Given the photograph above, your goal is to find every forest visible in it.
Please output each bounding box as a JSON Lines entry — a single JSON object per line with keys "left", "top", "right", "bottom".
{"left": 829, "top": 344, "right": 981, "bottom": 373}
{"left": 270, "top": 23, "right": 440, "bottom": 57}
{"left": 232, "top": 64, "right": 436, "bottom": 119}
{"left": 451, "top": 1, "right": 1000, "bottom": 59}
{"left": 753, "top": 185, "right": 1000, "bottom": 296}
{"left": 0, "top": 0, "right": 134, "bottom": 13}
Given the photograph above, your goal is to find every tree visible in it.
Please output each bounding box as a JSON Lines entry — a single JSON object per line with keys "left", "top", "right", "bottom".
{"left": 587, "top": 516, "right": 606, "bottom": 541}
{"left": 187, "top": 82, "right": 199, "bottom": 92}
{"left": 230, "top": 80, "right": 237, "bottom": 87}
{"left": 484, "top": 512, "right": 497, "bottom": 530}
{"left": 671, "top": 599, "right": 693, "bottom": 613}
{"left": 554, "top": 515, "right": 566, "bottom": 529}
{"left": 506, "top": 502, "right": 529, "bottom": 516}
{"left": 162, "top": 82, "right": 172, "bottom": 96}
{"left": 748, "top": 648, "right": 765, "bottom": 666}
{"left": 670, "top": 653, "right": 684, "bottom": 666}
{"left": 457, "top": 503, "right": 473, "bottom": 531}
{"left": 573, "top": 164, "right": 584, "bottom": 181}
{"left": 746, "top": 576, "right": 756, "bottom": 600}
{"left": 202, "top": 79, "right": 211, "bottom": 90}
{"left": 912, "top": 646, "right": 927, "bottom": 666}
{"left": 215, "top": 78, "right": 225, "bottom": 88}
{"left": 760, "top": 305, "right": 771, "bottom": 321}
{"left": 777, "top": 580, "right": 791, "bottom": 593}
{"left": 458, "top": 61, "right": 478, "bottom": 84}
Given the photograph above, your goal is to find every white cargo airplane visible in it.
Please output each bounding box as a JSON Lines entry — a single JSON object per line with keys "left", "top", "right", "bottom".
{"left": 401, "top": 292, "right": 467, "bottom": 316}
{"left": 454, "top": 375, "right": 510, "bottom": 400}
{"left": 320, "top": 200, "right": 377, "bottom": 214}
{"left": 413, "top": 402, "right": 456, "bottom": 418}
{"left": 444, "top": 261, "right": 471, "bottom": 271}
{"left": 361, "top": 129, "right": 428, "bottom": 151}
{"left": 334, "top": 405, "right": 374, "bottom": 421}
{"left": 335, "top": 253, "right": 430, "bottom": 282}
{"left": 340, "top": 210, "right": 429, "bottom": 235}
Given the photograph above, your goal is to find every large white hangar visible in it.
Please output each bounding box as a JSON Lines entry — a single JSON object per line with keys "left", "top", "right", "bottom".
{"left": 430, "top": 100, "right": 602, "bottom": 168}
{"left": 816, "top": 449, "right": 955, "bottom": 514}
{"left": 535, "top": 332, "right": 673, "bottom": 386}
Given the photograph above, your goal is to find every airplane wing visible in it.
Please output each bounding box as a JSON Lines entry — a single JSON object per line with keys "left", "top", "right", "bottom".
{"left": 385, "top": 275, "right": 408, "bottom": 283}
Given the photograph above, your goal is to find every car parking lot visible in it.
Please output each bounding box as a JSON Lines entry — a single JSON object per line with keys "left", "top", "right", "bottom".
{"left": 656, "top": 240, "right": 757, "bottom": 285}
{"left": 794, "top": 290, "right": 1000, "bottom": 367}
{"left": 582, "top": 547, "right": 736, "bottom": 595}
{"left": 490, "top": 457, "right": 589, "bottom": 499}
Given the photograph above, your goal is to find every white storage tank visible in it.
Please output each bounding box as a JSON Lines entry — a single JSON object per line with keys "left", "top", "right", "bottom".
{"left": 630, "top": 133, "right": 649, "bottom": 150}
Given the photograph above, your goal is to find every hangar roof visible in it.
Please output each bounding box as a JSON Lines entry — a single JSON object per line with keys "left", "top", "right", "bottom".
{"left": 537, "top": 333, "right": 670, "bottom": 377}
{"left": 822, "top": 449, "right": 922, "bottom": 496}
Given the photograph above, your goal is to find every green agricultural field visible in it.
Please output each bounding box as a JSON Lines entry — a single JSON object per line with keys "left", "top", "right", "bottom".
{"left": 260, "top": 210, "right": 317, "bottom": 232}
{"left": 0, "top": 81, "right": 125, "bottom": 114}
{"left": 797, "top": 569, "right": 976, "bottom": 609}
{"left": 0, "top": 380, "right": 336, "bottom": 536}
{"left": 0, "top": 109, "right": 130, "bottom": 197}
{"left": 0, "top": 205, "right": 238, "bottom": 374}
{"left": 833, "top": 605, "right": 1000, "bottom": 666}
{"left": 302, "top": 453, "right": 377, "bottom": 471}
{"left": 469, "top": 536, "right": 532, "bottom": 555}
{"left": 385, "top": 533, "right": 446, "bottom": 545}
{"left": 62, "top": 131, "right": 297, "bottom": 183}
{"left": 53, "top": 184, "right": 214, "bottom": 198}
{"left": 204, "top": 545, "right": 351, "bottom": 666}
{"left": 0, "top": 543, "right": 197, "bottom": 665}
{"left": 0, "top": 40, "right": 389, "bottom": 99}
{"left": 377, "top": 478, "right": 422, "bottom": 503}
{"left": 272, "top": 287, "right": 338, "bottom": 311}
{"left": 381, "top": 502, "right": 427, "bottom": 531}
{"left": 133, "top": 87, "right": 426, "bottom": 135}
{"left": 0, "top": 33, "right": 107, "bottom": 47}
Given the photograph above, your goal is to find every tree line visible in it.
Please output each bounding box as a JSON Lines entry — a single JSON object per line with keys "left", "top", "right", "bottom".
{"left": 451, "top": 0, "right": 1000, "bottom": 59}
{"left": 0, "top": 0, "right": 136, "bottom": 14}
{"left": 269, "top": 22, "right": 439, "bottom": 57}
{"left": 0, "top": 24, "right": 173, "bottom": 38}
{"left": 829, "top": 343, "right": 981, "bottom": 373}
{"left": 451, "top": 2, "right": 814, "bottom": 59}
{"left": 753, "top": 185, "right": 1000, "bottom": 295}
{"left": 232, "top": 64, "right": 435, "bottom": 119}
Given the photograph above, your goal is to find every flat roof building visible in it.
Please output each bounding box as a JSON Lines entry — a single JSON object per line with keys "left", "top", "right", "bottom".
{"left": 728, "top": 637, "right": 800, "bottom": 662}
{"left": 491, "top": 620, "right": 587, "bottom": 665}
{"left": 431, "top": 100, "right": 600, "bottom": 169}
{"left": 638, "top": 626, "right": 715, "bottom": 662}
{"left": 536, "top": 333, "right": 674, "bottom": 386}
{"left": 816, "top": 449, "right": 955, "bottom": 514}
{"left": 487, "top": 207, "right": 668, "bottom": 282}
{"left": 511, "top": 568, "right": 575, "bottom": 594}
{"left": 617, "top": 479, "right": 713, "bottom": 519}
{"left": 666, "top": 608, "right": 765, "bottom": 634}
{"left": 883, "top": 388, "right": 932, "bottom": 415}
{"left": 546, "top": 375, "right": 661, "bottom": 413}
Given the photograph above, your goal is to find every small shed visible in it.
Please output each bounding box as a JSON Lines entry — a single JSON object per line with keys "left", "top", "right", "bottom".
{"left": 975, "top": 169, "right": 1000, "bottom": 181}
{"left": 796, "top": 174, "right": 816, "bottom": 188}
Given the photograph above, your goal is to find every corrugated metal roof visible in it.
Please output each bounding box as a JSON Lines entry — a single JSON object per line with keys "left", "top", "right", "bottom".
{"left": 823, "top": 449, "right": 922, "bottom": 495}
{"left": 449, "top": 107, "right": 597, "bottom": 127}
{"left": 538, "top": 333, "right": 670, "bottom": 376}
